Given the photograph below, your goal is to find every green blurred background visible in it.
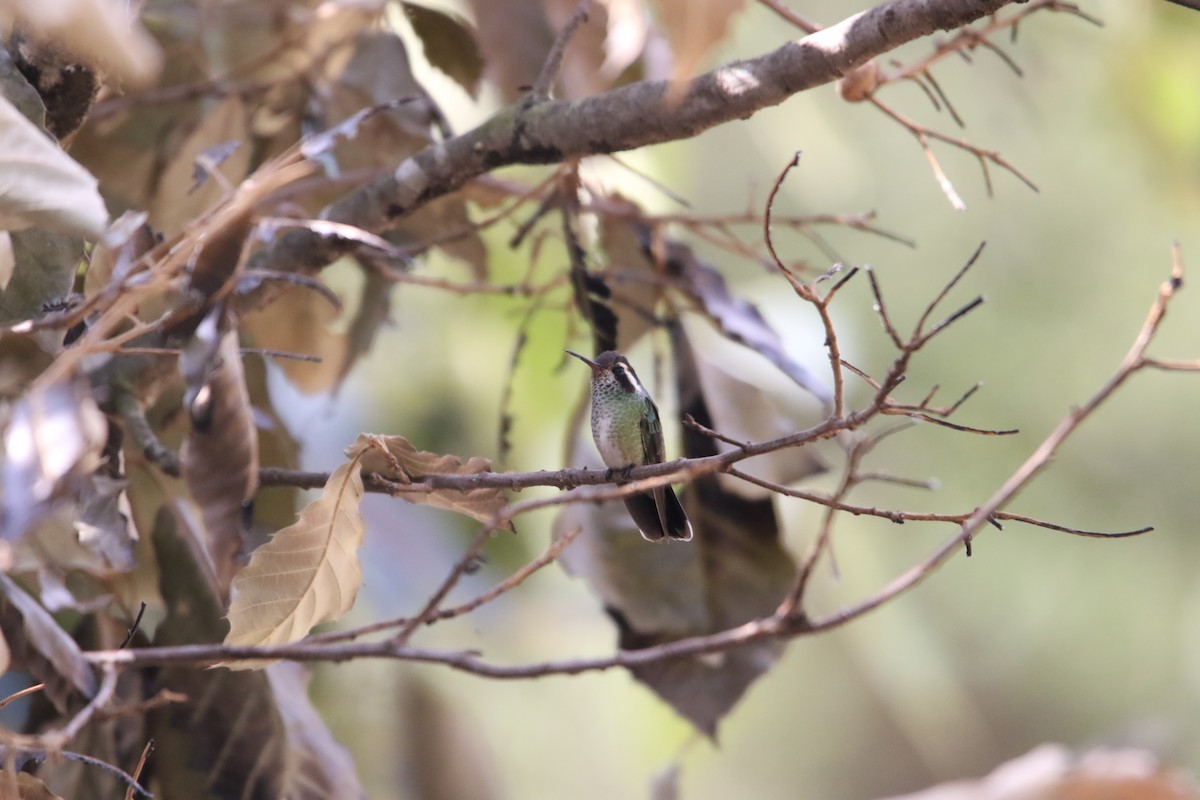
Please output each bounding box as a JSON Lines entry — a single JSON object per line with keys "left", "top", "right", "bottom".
{"left": 277, "top": 2, "right": 1200, "bottom": 797}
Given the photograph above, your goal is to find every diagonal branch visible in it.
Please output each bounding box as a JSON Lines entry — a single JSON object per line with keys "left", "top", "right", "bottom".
{"left": 250, "top": 0, "right": 1025, "bottom": 283}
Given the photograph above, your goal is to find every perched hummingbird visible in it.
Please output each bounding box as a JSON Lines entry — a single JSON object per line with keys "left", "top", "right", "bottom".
{"left": 566, "top": 350, "right": 693, "bottom": 542}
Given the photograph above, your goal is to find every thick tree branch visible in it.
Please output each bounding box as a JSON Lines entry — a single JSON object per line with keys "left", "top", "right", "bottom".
{"left": 253, "top": 0, "right": 1022, "bottom": 281}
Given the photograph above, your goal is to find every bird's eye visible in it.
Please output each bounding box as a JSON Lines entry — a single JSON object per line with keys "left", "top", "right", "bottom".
{"left": 612, "top": 363, "right": 640, "bottom": 394}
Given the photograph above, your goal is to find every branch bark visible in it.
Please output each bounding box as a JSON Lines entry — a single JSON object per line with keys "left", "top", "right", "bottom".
{"left": 252, "top": 0, "right": 1021, "bottom": 280}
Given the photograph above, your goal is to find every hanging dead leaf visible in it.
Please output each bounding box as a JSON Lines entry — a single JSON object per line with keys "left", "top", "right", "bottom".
{"left": 653, "top": 0, "right": 747, "bottom": 90}
{"left": 150, "top": 511, "right": 364, "bottom": 798}
{"left": 0, "top": 574, "right": 96, "bottom": 710}
{"left": 348, "top": 434, "right": 510, "bottom": 528}
{"left": 0, "top": 95, "right": 108, "bottom": 240}
{"left": 400, "top": 676, "right": 504, "bottom": 800}
{"left": 691, "top": 346, "right": 824, "bottom": 498}
{"left": 181, "top": 308, "right": 259, "bottom": 599}
{"left": 465, "top": 0, "right": 555, "bottom": 100}
{"left": 242, "top": 280, "right": 348, "bottom": 394}
{"left": 9, "top": 473, "right": 136, "bottom": 578}
{"left": 337, "top": 269, "right": 394, "bottom": 388}
{"left": 597, "top": 213, "right": 668, "bottom": 351}
{"left": 223, "top": 457, "right": 365, "bottom": 657}
{"left": 660, "top": 230, "right": 832, "bottom": 405}
{"left": 323, "top": 30, "right": 440, "bottom": 171}
{"left": 1, "top": 378, "right": 107, "bottom": 543}
{"left": 267, "top": 662, "right": 365, "bottom": 799}
{"left": 401, "top": 2, "right": 485, "bottom": 98}
{"left": 149, "top": 95, "right": 250, "bottom": 236}
{"left": 391, "top": 192, "right": 490, "bottom": 279}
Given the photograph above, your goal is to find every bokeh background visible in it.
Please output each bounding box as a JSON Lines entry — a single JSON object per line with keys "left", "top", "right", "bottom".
{"left": 272, "top": 2, "right": 1200, "bottom": 797}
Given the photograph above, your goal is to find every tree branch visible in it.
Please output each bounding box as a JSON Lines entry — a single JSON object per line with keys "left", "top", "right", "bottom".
{"left": 251, "top": 0, "right": 1023, "bottom": 282}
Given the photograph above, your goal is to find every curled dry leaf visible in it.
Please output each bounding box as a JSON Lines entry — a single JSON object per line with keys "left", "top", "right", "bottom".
{"left": 223, "top": 457, "right": 365, "bottom": 658}
{"left": 348, "top": 434, "right": 510, "bottom": 529}
{"left": 181, "top": 308, "right": 259, "bottom": 598}
{"left": 837, "top": 59, "right": 881, "bottom": 102}
{"left": 0, "top": 574, "right": 97, "bottom": 710}
{"left": 0, "top": 95, "right": 109, "bottom": 240}
{"left": 9, "top": 473, "right": 136, "bottom": 579}
{"left": 1, "top": 378, "right": 107, "bottom": 543}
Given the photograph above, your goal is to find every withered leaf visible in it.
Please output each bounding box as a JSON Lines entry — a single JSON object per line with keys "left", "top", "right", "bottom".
{"left": 690, "top": 347, "right": 824, "bottom": 498}
{"left": 151, "top": 512, "right": 363, "bottom": 799}
{"left": 9, "top": 473, "right": 136, "bottom": 579}
{"left": 348, "top": 434, "right": 509, "bottom": 528}
{"left": 224, "top": 458, "right": 365, "bottom": 657}
{"left": 242, "top": 280, "right": 348, "bottom": 395}
{"left": 653, "top": 0, "right": 748, "bottom": 87}
{"left": 660, "top": 230, "right": 832, "bottom": 405}
{"left": 0, "top": 95, "right": 108, "bottom": 240}
{"left": 181, "top": 307, "right": 259, "bottom": 598}
{"left": 882, "top": 744, "right": 1200, "bottom": 800}
{"left": 402, "top": 2, "right": 484, "bottom": 98}
{"left": 0, "top": 574, "right": 96, "bottom": 710}
{"left": 596, "top": 213, "right": 667, "bottom": 352}
{"left": 149, "top": 95, "right": 250, "bottom": 236}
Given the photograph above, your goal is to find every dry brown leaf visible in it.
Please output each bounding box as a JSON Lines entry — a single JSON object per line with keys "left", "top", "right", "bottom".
{"left": 149, "top": 95, "right": 250, "bottom": 236}
{"left": 0, "top": 232, "right": 14, "bottom": 292}
{"left": 653, "top": 0, "right": 746, "bottom": 89}
{"left": 598, "top": 212, "right": 667, "bottom": 351}
{"left": 4, "top": 0, "right": 163, "bottom": 87}
{"left": 223, "top": 457, "right": 365, "bottom": 657}
{"left": 182, "top": 311, "right": 259, "bottom": 599}
{"left": 11, "top": 773, "right": 65, "bottom": 800}
{"left": 242, "top": 281, "right": 349, "bottom": 394}
{"left": 151, "top": 513, "right": 364, "bottom": 798}
{"left": 0, "top": 95, "right": 108, "bottom": 240}
{"left": 880, "top": 744, "right": 1200, "bottom": 800}
{"left": 348, "top": 434, "right": 509, "bottom": 528}
{"left": 0, "top": 574, "right": 96, "bottom": 710}
{"left": 691, "top": 348, "right": 823, "bottom": 498}
{"left": 401, "top": 2, "right": 484, "bottom": 98}
{"left": 663, "top": 231, "right": 832, "bottom": 404}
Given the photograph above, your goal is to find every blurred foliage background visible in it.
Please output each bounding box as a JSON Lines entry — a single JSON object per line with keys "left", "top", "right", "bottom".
{"left": 250, "top": 1, "right": 1200, "bottom": 798}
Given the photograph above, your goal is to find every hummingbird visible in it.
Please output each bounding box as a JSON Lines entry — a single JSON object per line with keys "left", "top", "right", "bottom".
{"left": 566, "top": 350, "right": 693, "bottom": 542}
